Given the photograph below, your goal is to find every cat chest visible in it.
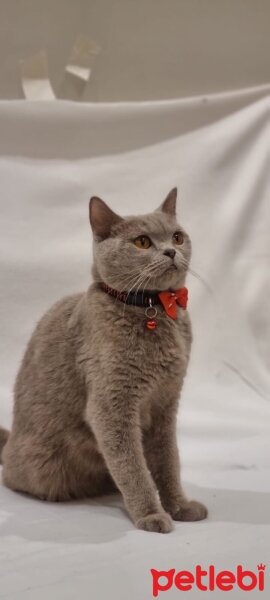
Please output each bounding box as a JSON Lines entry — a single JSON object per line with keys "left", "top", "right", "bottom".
{"left": 134, "top": 318, "right": 188, "bottom": 370}
{"left": 129, "top": 322, "right": 187, "bottom": 394}
{"left": 132, "top": 321, "right": 189, "bottom": 429}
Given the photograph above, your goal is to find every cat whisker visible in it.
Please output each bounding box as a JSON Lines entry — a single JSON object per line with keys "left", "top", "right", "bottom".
{"left": 122, "top": 269, "right": 153, "bottom": 316}
{"left": 180, "top": 258, "right": 214, "bottom": 296}
{"left": 119, "top": 258, "right": 170, "bottom": 295}
{"left": 122, "top": 261, "right": 164, "bottom": 313}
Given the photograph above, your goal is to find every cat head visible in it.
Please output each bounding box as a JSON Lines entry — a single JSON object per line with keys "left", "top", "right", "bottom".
{"left": 89, "top": 188, "right": 191, "bottom": 291}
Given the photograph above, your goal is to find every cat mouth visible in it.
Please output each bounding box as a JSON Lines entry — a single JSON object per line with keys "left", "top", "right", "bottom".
{"left": 166, "top": 264, "right": 178, "bottom": 271}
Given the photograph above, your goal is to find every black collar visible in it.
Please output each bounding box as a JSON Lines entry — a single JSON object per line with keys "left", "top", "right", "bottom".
{"left": 100, "top": 282, "right": 161, "bottom": 307}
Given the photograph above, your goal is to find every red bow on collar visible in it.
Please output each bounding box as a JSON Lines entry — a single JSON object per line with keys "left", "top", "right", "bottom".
{"left": 158, "top": 287, "right": 188, "bottom": 320}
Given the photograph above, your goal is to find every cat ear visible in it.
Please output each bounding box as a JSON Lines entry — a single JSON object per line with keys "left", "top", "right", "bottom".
{"left": 159, "top": 187, "right": 177, "bottom": 216}
{"left": 89, "top": 197, "right": 123, "bottom": 240}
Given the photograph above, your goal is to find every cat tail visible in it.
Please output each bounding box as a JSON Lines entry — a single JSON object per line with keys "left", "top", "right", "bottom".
{"left": 0, "top": 427, "right": 9, "bottom": 464}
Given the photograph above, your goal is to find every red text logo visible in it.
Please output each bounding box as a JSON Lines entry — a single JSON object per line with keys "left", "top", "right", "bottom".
{"left": 151, "top": 564, "right": 266, "bottom": 596}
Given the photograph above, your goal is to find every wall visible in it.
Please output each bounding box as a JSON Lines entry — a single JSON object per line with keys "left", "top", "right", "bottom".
{"left": 0, "top": 0, "right": 269, "bottom": 101}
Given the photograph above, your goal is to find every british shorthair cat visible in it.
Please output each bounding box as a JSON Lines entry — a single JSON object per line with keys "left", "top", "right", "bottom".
{"left": 0, "top": 188, "right": 207, "bottom": 532}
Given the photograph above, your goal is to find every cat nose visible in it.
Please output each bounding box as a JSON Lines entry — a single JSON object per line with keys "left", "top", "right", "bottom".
{"left": 163, "top": 249, "right": 176, "bottom": 259}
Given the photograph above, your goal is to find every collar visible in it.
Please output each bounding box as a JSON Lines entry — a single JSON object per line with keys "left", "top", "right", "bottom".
{"left": 101, "top": 282, "right": 160, "bottom": 308}
{"left": 100, "top": 282, "right": 188, "bottom": 320}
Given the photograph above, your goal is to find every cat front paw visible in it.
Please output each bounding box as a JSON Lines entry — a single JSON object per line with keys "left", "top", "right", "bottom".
{"left": 136, "top": 511, "right": 173, "bottom": 533}
{"left": 172, "top": 500, "right": 208, "bottom": 522}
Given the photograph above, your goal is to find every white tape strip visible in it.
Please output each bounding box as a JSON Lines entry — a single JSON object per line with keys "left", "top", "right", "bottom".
{"left": 61, "top": 35, "right": 101, "bottom": 100}
{"left": 20, "top": 51, "right": 56, "bottom": 100}
{"left": 65, "top": 35, "right": 100, "bottom": 80}
{"left": 65, "top": 65, "right": 91, "bottom": 82}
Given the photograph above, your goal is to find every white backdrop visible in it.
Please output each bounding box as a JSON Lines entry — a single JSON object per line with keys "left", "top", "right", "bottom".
{"left": 0, "top": 86, "right": 270, "bottom": 598}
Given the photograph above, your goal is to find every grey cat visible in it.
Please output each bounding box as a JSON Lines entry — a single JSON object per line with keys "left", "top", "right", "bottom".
{"left": 0, "top": 188, "right": 207, "bottom": 533}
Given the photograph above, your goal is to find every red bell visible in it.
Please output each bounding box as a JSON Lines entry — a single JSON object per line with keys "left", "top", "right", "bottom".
{"left": 146, "top": 319, "right": 157, "bottom": 330}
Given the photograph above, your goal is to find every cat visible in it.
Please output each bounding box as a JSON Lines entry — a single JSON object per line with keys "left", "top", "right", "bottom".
{"left": 0, "top": 188, "right": 207, "bottom": 533}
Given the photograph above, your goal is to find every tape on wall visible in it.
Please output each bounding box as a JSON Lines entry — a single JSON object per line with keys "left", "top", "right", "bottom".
{"left": 20, "top": 36, "right": 101, "bottom": 101}
{"left": 60, "top": 35, "right": 101, "bottom": 100}
{"left": 20, "top": 51, "right": 56, "bottom": 100}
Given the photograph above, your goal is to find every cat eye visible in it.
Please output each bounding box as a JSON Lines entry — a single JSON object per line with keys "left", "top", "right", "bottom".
{"left": 134, "top": 235, "right": 152, "bottom": 249}
{"left": 172, "top": 231, "right": 184, "bottom": 245}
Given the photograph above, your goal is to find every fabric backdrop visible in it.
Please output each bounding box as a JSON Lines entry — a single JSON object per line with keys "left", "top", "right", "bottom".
{"left": 0, "top": 85, "right": 269, "bottom": 599}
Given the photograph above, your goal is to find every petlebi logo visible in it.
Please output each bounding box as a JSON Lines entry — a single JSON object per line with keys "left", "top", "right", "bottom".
{"left": 151, "top": 564, "right": 266, "bottom": 596}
